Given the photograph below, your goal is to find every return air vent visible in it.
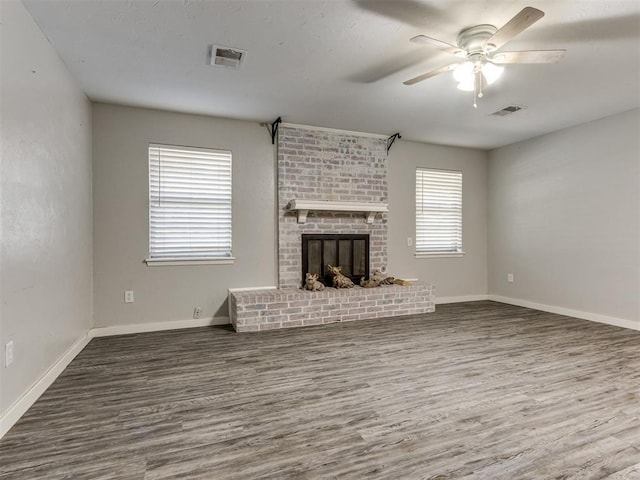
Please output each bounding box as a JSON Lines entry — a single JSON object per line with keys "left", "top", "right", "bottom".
{"left": 491, "top": 105, "right": 525, "bottom": 116}
{"left": 208, "top": 45, "right": 246, "bottom": 69}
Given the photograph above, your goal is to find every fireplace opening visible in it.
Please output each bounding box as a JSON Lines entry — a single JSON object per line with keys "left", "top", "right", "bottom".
{"left": 301, "top": 234, "right": 369, "bottom": 287}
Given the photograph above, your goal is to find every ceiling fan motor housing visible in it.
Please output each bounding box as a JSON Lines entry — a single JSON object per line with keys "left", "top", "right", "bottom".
{"left": 457, "top": 25, "right": 498, "bottom": 54}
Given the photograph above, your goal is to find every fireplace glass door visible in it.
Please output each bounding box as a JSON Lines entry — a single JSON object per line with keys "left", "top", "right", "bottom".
{"left": 302, "top": 234, "right": 369, "bottom": 286}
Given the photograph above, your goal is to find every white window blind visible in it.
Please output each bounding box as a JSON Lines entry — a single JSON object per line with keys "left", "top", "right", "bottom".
{"left": 415, "top": 168, "right": 463, "bottom": 254}
{"left": 149, "top": 144, "right": 232, "bottom": 260}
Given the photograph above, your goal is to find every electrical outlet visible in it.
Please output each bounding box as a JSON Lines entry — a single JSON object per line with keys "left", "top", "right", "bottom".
{"left": 507, "top": 273, "right": 514, "bottom": 283}
{"left": 407, "top": 237, "right": 413, "bottom": 247}
{"left": 193, "top": 307, "right": 202, "bottom": 319}
{"left": 124, "top": 290, "right": 135, "bottom": 303}
{"left": 5, "top": 341, "right": 14, "bottom": 367}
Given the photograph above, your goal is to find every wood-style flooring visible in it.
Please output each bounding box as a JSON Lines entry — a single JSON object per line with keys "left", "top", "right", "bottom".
{"left": 1, "top": 301, "right": 640, "bottom": 479}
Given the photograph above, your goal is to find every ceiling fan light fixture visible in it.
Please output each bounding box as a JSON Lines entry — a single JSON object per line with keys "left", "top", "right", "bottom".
{"left": 481, "top": 62, "right": 504, "bottom": 84}
{"left": 456, "top": 79, "right": 475, "bottom": 92}
{"left": 453, "top": 61, "right": 474, "bottom": 83}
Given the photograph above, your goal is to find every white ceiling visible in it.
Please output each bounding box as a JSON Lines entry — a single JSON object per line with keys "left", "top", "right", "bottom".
{"left": 23, "top": 0, "right": 640, "bottom": 149}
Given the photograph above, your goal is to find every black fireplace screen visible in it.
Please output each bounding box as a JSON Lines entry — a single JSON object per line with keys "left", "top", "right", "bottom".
{"left": 301, "top": 234, "right": 369, "bottom": 286}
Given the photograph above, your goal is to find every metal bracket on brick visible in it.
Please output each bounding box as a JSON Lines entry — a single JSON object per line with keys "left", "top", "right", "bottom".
{"left": 270, "top": 116, "right": 282, "bottom": 144}
{"left": 387, "top": 132, "right": 401, "bottom": 153}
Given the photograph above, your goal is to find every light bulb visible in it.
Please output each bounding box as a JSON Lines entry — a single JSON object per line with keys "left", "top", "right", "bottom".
{"left": 482, "top": 62, "right": 504, "bottom": 85}
{"left": 453, "top": 62, "right": 474, "bottom": 84}
{"left": 457, "top": 80, "right": 474, "bottom": 92}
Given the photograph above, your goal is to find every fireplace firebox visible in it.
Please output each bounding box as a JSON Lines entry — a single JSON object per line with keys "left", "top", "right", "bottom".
{"left": 301, "top": 234, "right": 369, "bottom": 287}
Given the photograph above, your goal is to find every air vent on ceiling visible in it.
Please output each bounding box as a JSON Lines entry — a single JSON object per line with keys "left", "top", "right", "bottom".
{"left": 208, "top": 45, "right": 246, "bottom": 69}
{"left": 491, "top": 105, "right": 525, "bottom": 116}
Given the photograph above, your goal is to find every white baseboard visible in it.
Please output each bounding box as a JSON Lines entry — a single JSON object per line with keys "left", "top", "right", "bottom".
{"left": 90, "top": 316, "right": 230, "bottom": 337}
{"left": 488, "top": 295, "right": 640, "bottom": 331}
{"left": 228, "top": 286, "right": 278, "bottom": 292}
{"left": 436, "top": 294, "right": 489, "bottom": 305}
{"left": 0, "top": 332, "right": 92, "bottom": 440}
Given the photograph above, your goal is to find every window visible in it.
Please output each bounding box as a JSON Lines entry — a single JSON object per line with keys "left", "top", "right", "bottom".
{"left": 147, "top": 144, "right": 232, "bottom": 265}
{"left": 415, "top": 168, "right": 463, "bottom": 256}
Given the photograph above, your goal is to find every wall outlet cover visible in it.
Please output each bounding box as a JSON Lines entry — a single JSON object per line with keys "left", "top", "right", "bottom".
{"left": 5, "top": 340, "right": 14, "bottom": 367}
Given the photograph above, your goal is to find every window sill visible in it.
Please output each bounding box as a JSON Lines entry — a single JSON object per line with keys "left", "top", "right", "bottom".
{"left": 145, "top": 257, "right": 235, "bottom": 267}
{"left": 415, "top": 252, "right": 465, "bottom": 259}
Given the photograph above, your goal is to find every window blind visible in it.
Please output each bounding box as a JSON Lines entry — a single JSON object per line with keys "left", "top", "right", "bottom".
{"left": 149, "top": 144, "right": 232, "bottom": 259}
{"left": 415, "top": 168, "right": 462, "bottom": 254}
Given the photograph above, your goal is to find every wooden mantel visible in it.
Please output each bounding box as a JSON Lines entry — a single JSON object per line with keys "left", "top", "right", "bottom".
{"left": 286, "top": 199, "right": 388, "bottom": 224}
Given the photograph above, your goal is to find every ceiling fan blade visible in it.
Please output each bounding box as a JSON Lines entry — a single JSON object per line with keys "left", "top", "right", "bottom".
{"left": 352, "top": 0, "right": 446, "bottom": 28}
{"left": 348, "top": 50, "right": 437, "bottom": 83}
{"left": 410, "top": 35, "right": 466, "bottom": 57}
{"left": 487, "top": 7, "right": 545, "bottom": 51}
{"left": 491, "top": 49, "right": 566, "bottom": 64}
{"left": 403, "top": 63, "right": 460, "bottom": 85}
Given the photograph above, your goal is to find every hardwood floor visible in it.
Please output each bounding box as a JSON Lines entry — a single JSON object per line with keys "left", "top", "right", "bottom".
{"left": 1, "top": 301, "right": 639, "bottom": 479}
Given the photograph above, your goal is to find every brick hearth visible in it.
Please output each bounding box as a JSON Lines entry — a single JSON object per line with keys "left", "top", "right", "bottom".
{"left": 229, "top": 283, "right": 435, "bottom": 333}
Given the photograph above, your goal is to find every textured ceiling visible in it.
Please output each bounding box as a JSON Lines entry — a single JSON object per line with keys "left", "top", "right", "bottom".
{"left": 23, "top": 0, "right": 640, "bottom": 149}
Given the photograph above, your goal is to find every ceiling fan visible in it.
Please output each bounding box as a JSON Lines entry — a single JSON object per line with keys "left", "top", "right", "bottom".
{"left": 404, "top": 7, "right": 566, "bottom": 107}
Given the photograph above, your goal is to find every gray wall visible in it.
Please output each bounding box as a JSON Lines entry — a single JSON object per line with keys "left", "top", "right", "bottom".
{"left": 0, "top": 0, "right": 93, "bottom": 413}
{"left": 488, "top": 109, "right": 640, "bottom": 324}
{"left": 387, "top": 140, "right": 488, "bottom": 299}
{"left": 93, "top": 105, "right": 490, "bottom": 328}
{"left": 92, "top": 104, "right": 276, "bottom": 327}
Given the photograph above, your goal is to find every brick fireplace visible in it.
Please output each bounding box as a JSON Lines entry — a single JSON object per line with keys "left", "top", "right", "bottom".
{"left": 277, "top": 125, "right": 388, "bottom": 288}
{"left": 229, "top": 124, "right": 435, "bottom": 332}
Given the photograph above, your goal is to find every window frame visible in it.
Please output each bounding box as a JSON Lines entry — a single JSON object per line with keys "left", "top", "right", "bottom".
{"left": 145, "top": 143, "right": 234, "bottom": 267}
{"left": 415, "top": 167, "right": 465, "bottom": 258}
